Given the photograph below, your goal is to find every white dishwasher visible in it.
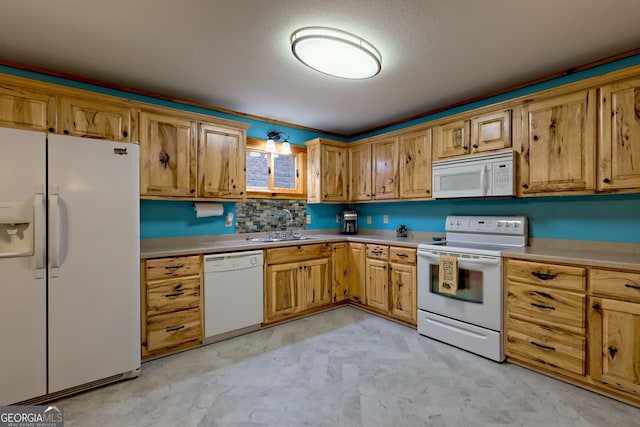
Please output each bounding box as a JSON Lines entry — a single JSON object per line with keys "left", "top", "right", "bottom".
{"left": 204, "top": 250, "right": 264, "bottom": 343}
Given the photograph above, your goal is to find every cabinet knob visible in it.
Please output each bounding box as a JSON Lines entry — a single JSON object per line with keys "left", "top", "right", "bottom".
{"left": 472, "top": 144, "right": 479, "bottom": 149}
{"left": 123, "top": 130, "right": 128, "bottom": 138}
{"left": 48, "top": 127, "right": 55, "bottom": 133}
{"left": 592, "top": 303, "right": 601, "bottom": 310}
{"left": 240, "top": 191, "right": 244, "bottom": 195}
{"left": 522, "top": 184, "right": 529, "bottom": 189}
{"left": 463, "top": 146, "right": 469, "bottom": 150}
{"left": 602, "top": 178, "right": 611, "bottom": 184}
{"left": 425, "top": 189, "right": 430, "bottom": 193}
{"left": 63, "top": 129, "right": 70, "bottom": 135}
{"left": 533, "top": 135, "right": 539, "bottom": 141}
{"left": 190, "top": 189, "right": 195, "bottom": 193}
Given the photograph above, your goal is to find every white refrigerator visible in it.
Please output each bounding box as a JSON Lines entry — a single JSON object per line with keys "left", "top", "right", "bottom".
{"left": 0, "top": 127, "right": 141, "bottom": 405}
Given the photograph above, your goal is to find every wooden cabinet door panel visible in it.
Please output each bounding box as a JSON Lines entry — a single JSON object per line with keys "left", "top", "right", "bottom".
{"left": 520, "top": 90, "right": 596, "bottom": 194}
{"left": 321, "top": 145, "right": 348, "bottom": 201}
{"left": 470, "top": 110, "right": 511, "bottom": 153}
{"left": 390, "top": 262, "right": 416, "bottom": 324}
{"left": 332, "top": 243, "right": 348, "bottom": 303}
{"left": 198, "top": 124, "right": 245, "bottom": 199}
{"left": 265, "top": 263, "right": 302, "bottom": 322}
{"left": 349, "top": 144, "right": 372, "bottom": 201}
{"left": 140, "top": 112, "right": 195, "bottom": 197}
{"left": 0, "top": 83, "right": 56, "bottom": 132}
{"left": 589, "top": 297, "right": 640, "bottom": 396}
{"left": 347, "top": 243, "right": 366, "bottom": 305}
{"left": 599, "top": 79, "right": 640, "bottom": 191}
{"left": 372, "top": 138, "right": 398, "bottom": 200}
{"left": 304, "top": 258, "right": 331, "bottom": 309}
{"left": 433, "top": 119, "right": 470, "bottom": 160}
{"left": 60, "top": 96, "right": 131, "bottom": 141}
{"left": 506, "top": 282, "right": 585, "bottom": 334}
{"left": 399, "top": 129, "right": 432, "bottom": 199}
{"left": 366, "top": 258, "right": 389, "bottom": 312}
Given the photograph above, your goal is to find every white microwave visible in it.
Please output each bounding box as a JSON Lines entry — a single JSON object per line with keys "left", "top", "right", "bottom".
{"left": 432, "top": 149, "right": 515, "bottom": 199}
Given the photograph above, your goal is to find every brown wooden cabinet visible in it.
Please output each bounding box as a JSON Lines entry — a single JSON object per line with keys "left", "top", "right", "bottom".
{"left": 198, "top": 123, "right": 245, "bottom": 199}
{"left": 398, "top": 129, "right": 432, "bottom": 199}
{"left": 306, "top": 138, "right": 348, "bottom": 203}
{"left": 589, "top": 268, "right": 640, "bottom": 397}
{"left": 349, "top": 138, "right": 398, "bottom": 201}
{"left": 347, "top": 242, "right": 367, "bottom": 305}
{"left": 0, "top": 82, "right": 56, "bottom": 132}
{"left": 140, "top": 111, "right": 196, "bottom": 197}
{"left": 598, "top": 78, "right": 640, "bottom": 191}
{"left": 141, "top": 255, "right": 203, "bottom": 358}
{"left": 59, "top": 95, "right": 134, "bottom": 141}
{"left": 433, "top": 110, "right": 511, "bottom": 161}
{"left": 331, "top": 243, "right": 348, "bottom": 303}
{"left": 362, "top": 244, "right": 417, "bottom": 325}
{"left": 264, "top": 244, "right": 333, "bottom": 323}
{"left": 505, "top": 259, "right": 587, "bottom": 376}
{"left": 517, "top": 89, "right": 596, "bottom": 195}
{"left": 140, "top": 112, "right": 247, "bottom": 200}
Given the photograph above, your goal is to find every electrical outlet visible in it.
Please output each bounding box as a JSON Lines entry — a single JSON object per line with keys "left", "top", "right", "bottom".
{"left": 306, "top": 214, "right": 312, "bottom": 224}
{"left": 225, "top": 212, "right": 233, "bottom": 227}
{"left": 383, "top": 214, "right": 388, "bottom": 224}
{"left": 336, "top": 214, "right": 341, "bottom": 223}
{"left": 367, "top": 215, "right": 372, "bottom": 224}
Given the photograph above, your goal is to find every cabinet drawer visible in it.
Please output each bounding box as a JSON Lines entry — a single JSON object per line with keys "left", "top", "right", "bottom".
{"left": 147, "top": 277, "right": 201, "bottom": 316}
{"left": 590, "top": 269, "right": 640, "bottom": 302}
{"left": 506, "top": 317, "right": 585, "bottom": 375}
{"left": 266, "top": 244, "right": 331, "bottom": 264}
{"left": 389, "top": 247, "right": 416, "bottom": 264}
{"left": 506, "top": 282, "right": 585, "bottom": 334}
{"left": 147, "top": 308, "right": 201, "bottom": 352}
{"left": 507, "top": 259, "right": 586, "bottom": 291}
{"left": 146, "top": 255, "right": 201, "bottom": 280}
{"left": 366, "top": 244, "right": 389, "bottom": 259}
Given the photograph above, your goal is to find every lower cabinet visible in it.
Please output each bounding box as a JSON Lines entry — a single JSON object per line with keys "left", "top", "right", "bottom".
{"left": 264, "top": 244, "right": 333, "bottom": 324}
{"left": 505, "top": 258, "right": 640, "bottom": 406}
{"left": 362, "top": 244, "right": 417, "bottom": 326}
{"left": 141, "top": 254, "right": 203, "bottom": 358}
{"left": 347, "top": 242, "right": 367, "bottom": 305}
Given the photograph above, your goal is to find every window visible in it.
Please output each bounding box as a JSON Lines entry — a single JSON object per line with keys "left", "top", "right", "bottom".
{"left": 246, "top": 138, "right": 306, "bottom": 198}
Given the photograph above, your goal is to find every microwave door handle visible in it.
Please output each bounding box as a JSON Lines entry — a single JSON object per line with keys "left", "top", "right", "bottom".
{"left": 481, "top": 165, "right": 488, "bottom": 196}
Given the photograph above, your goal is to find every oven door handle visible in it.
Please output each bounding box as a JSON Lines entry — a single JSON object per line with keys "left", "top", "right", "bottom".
{"left": 418, "top": 252, "right": 501, "bottom": 266}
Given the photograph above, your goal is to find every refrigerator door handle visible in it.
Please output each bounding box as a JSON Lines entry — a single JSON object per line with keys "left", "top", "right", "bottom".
{"left": 33, "top": 189, "right": 45, "bottom": 279}
{"left": 49, "top": 188, "right": 62, "bottom": 277}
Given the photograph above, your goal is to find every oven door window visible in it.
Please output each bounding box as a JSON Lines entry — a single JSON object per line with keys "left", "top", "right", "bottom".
{"left": 430, "top": 264, "right": 483, "bottom": 303}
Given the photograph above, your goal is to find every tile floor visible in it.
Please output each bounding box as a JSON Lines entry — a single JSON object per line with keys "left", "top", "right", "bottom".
{"left": 55, "top": 307, "right": 639, "bottom": 426}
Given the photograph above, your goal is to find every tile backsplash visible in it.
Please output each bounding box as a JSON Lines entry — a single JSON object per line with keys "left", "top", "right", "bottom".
{"left": 235, "top": 199, "right": 307, "bottom": 233}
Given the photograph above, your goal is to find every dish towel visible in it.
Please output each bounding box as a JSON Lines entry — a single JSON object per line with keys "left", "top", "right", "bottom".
{"left": 438, "top": 255, "right": 458, "bottom": 295}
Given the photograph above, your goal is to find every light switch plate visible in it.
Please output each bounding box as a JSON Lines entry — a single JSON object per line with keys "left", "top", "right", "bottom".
{"left": 367, "top": 215, "right": 372, "bottom": 224}
{"left": 336, "top": 214, "right": 341, "bottom": 223}
{"left": 306, "top": 214, "right": 312, "bottom": 224}
{"left": 383, "top": 214, "right": 388, "bottom": 224}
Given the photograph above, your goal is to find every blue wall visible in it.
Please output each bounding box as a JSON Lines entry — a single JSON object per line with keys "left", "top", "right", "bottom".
{"left": 4, "top": 56, "right": 640, "bottom": 243}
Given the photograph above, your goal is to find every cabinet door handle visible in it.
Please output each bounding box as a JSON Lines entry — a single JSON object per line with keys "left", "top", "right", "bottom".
{"left": 165, "top": 292, "right": 185, "bottom": 298}
{"left": 522, "top": 183, "right": 529, "bottom": 189}
{"left": 123, "top": 130, "right": 129, "bottom": 138}
{"left": 165, "top": 265, "right": 184, "bottom": 270}
{"left": 531, "top": 271, "right": 556, "bottom": 280}
{"left": 624, "top": 283, "right": 640, "bottom": 290}
{"left": 396, "top": 253, "right": 408, "bottom": 258}
{"left": 166, "top": 325, "right": 185, "bottom": 333}
{"left": 602, "top": 178, "right": 611, "bottom": 184}
{"left": 530, "top": 341, "right": 555, "bottom": 351}
{"left": 63, "top": 129, "right": 70, "bottom": 135}
{"left": 472, "top": 144, "right": 479, "bottom": 149}
{"left": 531, "top": 302, "right": 555, "bottom": 310}
{"left": 48, "top": 127, "right": 55, "bottom": 133}
{"left": 592, "top": 303, "right": 601, "bottom": 311}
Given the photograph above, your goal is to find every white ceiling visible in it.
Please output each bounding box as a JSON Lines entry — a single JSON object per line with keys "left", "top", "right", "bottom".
{"left": 1, "top": 0, "right": 639, "bottom": 136}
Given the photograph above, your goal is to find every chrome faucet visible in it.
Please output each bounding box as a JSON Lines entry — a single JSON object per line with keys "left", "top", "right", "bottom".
{"left": 279, "top": 209, "right": 293, "bottom": 230}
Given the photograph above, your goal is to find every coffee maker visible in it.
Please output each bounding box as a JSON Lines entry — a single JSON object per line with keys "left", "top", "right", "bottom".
{"left": 340, "top": 209, "right": 358, "bottom": 234}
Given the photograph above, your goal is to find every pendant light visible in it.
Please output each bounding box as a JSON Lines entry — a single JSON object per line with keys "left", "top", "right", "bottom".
{"left": 266, "top": 131, "right": 292, "bottom": 155}
{"left": 291, "top": 27, "right": 382, "bottom": 79}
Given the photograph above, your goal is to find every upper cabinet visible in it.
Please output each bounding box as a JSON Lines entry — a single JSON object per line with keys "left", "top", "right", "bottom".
{"left": 349, "top": 137, "right": 398, "bottom": 201}
{"left": 140, "top": 111, "right": 196, "bottom": 197}
{"left": 0, "top": 82, "right": 56, "bottom": 132}
{"left": 598, "top": 78, "right": 640, "bottom": 191}
{"left": 398, "top": 129, "right": 432, "bottom": 199}
{"left": 306, "top": 138, "right": 348, "bottom": 203}
{"left": 433, "top": 110, "right": 511, "bottom": 160}
{"left": 517, "top": 89, "right": 596, "bottom": 195}
{"left": 197, "top": 123, "right": 245, "bottom": 199}
{"left": 59, "top": 96, "right": 134, "bottom": 142}
{"left": 140, "top": 111, "right": 248, "bottom": 200}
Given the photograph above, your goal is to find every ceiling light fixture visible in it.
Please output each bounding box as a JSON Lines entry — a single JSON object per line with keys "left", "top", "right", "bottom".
{"left": 291, "top": 27, "right": 382, "bottom": 79}
{"left": 266, "top": 131, "right": 292, "bottom": 155}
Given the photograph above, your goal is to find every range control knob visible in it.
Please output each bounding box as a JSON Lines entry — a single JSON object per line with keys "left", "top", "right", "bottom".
{"left": 514, "top": 222, "right": 520, "bottom": 228}
{"left": 505, "top": 222, "right": 511, "bottom": 228}
{"left": 497, "top": 221, "right": 503, "bottom": 227}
